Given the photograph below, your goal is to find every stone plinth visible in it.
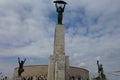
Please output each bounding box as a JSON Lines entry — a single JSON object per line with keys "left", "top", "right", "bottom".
{"left": 48, "top": 55, "right": 69, "bottom": 80}
{"left": 48, "top": 24, "right": 69, "bottom": 80}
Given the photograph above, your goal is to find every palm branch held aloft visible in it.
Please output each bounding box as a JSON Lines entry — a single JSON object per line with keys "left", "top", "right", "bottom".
{"left": 18, "top": 57, "right": 26, "bottom": 76}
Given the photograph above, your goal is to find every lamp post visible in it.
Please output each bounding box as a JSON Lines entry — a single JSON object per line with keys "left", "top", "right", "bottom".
{"left": 53, "top": 0, "right": 67, "bottom": 24}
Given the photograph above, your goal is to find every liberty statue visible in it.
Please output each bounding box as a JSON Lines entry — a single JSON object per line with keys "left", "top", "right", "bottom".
{"left": 54, "top": 0, "right": 67, "bottom": 24}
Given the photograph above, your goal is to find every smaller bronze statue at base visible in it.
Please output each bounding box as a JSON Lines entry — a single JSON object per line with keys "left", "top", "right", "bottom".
{"left": 18, "top": 57, "right": 26, "bottom": 77}
{"left": 97, "top": 60, "right": 103, "bottom": 74}
{"left": 97, "top": 60, "right": 107, "bottom": 80}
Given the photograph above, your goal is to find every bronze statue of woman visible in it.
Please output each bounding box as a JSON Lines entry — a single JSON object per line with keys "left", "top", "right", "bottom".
{"left": 18, "top": 57, "right": 26, "bottom": 76}
{"left": 55, "top": 3, "right": 66, "bottom": 24}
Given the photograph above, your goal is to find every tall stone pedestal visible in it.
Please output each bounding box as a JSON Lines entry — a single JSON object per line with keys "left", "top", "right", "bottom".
{"left": 48, "top": 24, "right": 69, "bottom": 80}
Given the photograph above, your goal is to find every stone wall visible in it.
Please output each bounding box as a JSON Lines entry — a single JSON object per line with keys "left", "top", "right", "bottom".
{"left": 13, "top": 65, "right": 89, "bottom": 80}
{"left": 69, "top": 66, "right": 89, "bottom": 80}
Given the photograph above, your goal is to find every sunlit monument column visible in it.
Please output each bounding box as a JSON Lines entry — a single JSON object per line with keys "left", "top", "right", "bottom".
{"left": 48, "top": 0, "right": 69, "bottom": 80}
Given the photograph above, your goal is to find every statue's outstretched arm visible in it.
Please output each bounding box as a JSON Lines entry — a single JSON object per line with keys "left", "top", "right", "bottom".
{"left": 18, "top": 57, "right": 20, "bottom": 63}
{"left": 97, "top": 60, "right": 99, "bottom": 67}
{"left": 23, "top": 58, "right": 26, "bottom": 63}
{"left": 63, "top": 4, "right": 66, "bottom": 9}
{"left": 55, "top": 3, "right": 57, "bottom": 8}
{"left": 55, "top": 3, "right": 58, "bottom": 11}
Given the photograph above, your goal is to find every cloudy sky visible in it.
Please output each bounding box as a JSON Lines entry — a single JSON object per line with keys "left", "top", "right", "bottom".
{"left": 0, "top": 0, "right": 120, "bottom": 80}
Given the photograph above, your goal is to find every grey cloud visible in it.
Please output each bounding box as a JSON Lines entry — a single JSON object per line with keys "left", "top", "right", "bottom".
{"left": 0, "top": 0, "right": 120, "bottom": 80}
